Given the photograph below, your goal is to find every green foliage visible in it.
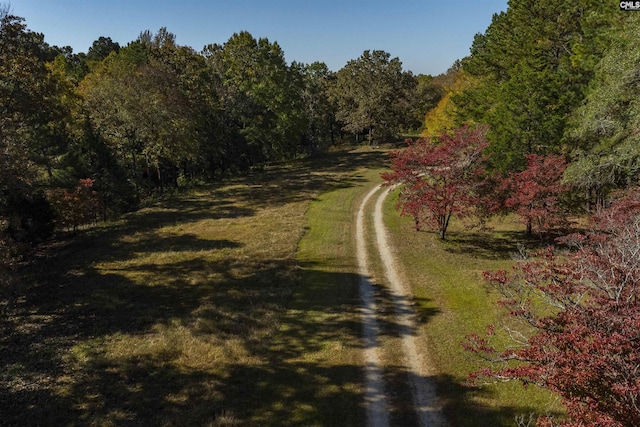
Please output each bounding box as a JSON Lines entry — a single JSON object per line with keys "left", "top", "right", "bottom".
{"left": 0, "top": 13, "right": 67, "bottom": 253}
{"left": 296, "top": 61, "right": 338, "bottom": 153}
{"left": 331, "top": 50, "right": 416, "bottom": 144}
{"left": 86, "top": 36, "right": 120, "bottom": 62}
{"left": 565, "top": 14, "right": 640, "bottom": 200}
{"left": 80, "top": 35, "right": 199, "bottom": 192}
{"left": 410, "top": 73, "right": 445, "bottom": 132}
{"left": 422, "top": 68, "right": 475, "bottom": 140}
{"left": 205, "top": 32, "right": 308, "bottom": 165}
{"left": 457, "top": 0, "right": 616, "bottom": 173}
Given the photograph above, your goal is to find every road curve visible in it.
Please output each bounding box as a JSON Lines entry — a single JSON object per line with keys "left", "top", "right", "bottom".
{"left": 356, "top": 183, "right": 445, "bottom": 427}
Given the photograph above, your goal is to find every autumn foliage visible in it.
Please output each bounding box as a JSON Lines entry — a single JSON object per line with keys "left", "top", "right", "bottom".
{"left": 383, "top": 124, "right": 489, "bottom": 240}
{"left": 502, "top": 154, "right": 569, "bottom": 237}
{"left": 464, "top": 189, "right": 640, "bottom": 427}
{"left": 48, "top": 178, "right": 101, "bottom": 232}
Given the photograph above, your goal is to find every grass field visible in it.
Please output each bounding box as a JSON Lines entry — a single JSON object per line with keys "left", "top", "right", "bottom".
{"left": 382, "top": 189, "right": 565, "bottom": 426}
{"left": 1, "top": 148, "right": 386, "bottom": 426}
{"left": 2, "top": 147, "right": 564, "bottom": 426}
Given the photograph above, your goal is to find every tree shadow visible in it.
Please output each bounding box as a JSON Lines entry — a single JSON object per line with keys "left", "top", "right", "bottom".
{"left": 442, "top": 230, "right": 544, "bottom": 261}
{"left": 436, "top": 374, "right": 564, "bottom": 427}
{"left": 114, "top": 198, "right": 257, "bottom": 234}
{"left": 1, "top": 149, "right": 556, "bottom": 425}
{"left": 210, "top": 149, "right": 390, "bottom": 209}
{"left": 1, "top": 255, "right": 559, "bottom": 426}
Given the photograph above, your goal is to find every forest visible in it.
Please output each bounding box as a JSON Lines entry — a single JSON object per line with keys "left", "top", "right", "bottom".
{"left": 387, "top": 3, "right": 640, "bottom": 426}
{"left": 0, "top": 5, "right": 437, "bottom": 270}
{"left": 2, "top": 1, "right": 640, "bottom": 425}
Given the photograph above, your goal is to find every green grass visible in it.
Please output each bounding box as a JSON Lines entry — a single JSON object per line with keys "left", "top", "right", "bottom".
{"left": 257, "top": 168, "right": 386, "bottom": 426}
{"left": 382, "top": 189, "right": 565, "bottom": 426}
{"left": 1, "top": 148, "right": 388, "bottom": 426}
{"left": 2, "top": 148, "right": 565, "bottom": 426}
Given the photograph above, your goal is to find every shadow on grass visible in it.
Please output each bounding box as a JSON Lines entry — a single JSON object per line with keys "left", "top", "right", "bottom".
{"left": 0, "top": 260, "right": 552, "bottom": 426}
{"left": 442, "top": 230, "right": 542, "bottom": 261}
{"left": 0, "top": 149, "right": 548, "bottom": 426}
{"left": 436, "top": 374, "right": 564, "bottom": 427}
{"left": 0, "top": 149, "right": 389, "bottom": 425}
{"left": 210, "top": 149, "right": 390, "bottom": 208}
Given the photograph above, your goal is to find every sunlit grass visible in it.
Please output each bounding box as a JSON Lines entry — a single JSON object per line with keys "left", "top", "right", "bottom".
{"left": 258, "top": 168, "right": 388, "bottom": 425}
{"left": 3, "top": 148, "right": 388, "bottom": 426}
{"left": 383, "top": 188, "right": 564, "bottom": 426}
{"left": 3, "top": 147, "right": 567, "bottom": 426}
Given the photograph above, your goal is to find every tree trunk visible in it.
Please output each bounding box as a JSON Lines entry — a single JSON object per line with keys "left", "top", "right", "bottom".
{"left": 439, "top": 213, "right": 452, "bottom": 240}
{"left": 156, "top": 162, "right": 163, "bottom": 194}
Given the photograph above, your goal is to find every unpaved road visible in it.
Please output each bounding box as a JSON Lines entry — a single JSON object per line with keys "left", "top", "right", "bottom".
{"left": 356, "top": 184, "right": 445, "bottom": 427}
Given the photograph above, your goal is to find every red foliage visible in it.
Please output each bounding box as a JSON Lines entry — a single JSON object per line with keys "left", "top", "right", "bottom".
{"left": 383, "top": 124, "right": 490, "bottom": 239}
{"left": 465, "top": 189, "right": 640, "bottom": 427}
{"left": 48, "top": 178, "right": 100, "bottom": 231}
{"left": 502, "top": 154, "right": 569, "bottom": 237}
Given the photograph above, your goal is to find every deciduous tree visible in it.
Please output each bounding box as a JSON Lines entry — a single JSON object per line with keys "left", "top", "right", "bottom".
{"left": 464, "top": 189, "right": 640, "bottom": 426}
{"left": 422, "top": 67, "right": 475, "bottom": 140}
{"left": 383, "top": 125, "right": 489, "bottom": 240}
{"left": 296, "top": 61, "right": 337, "bottom": 153}
{"left": 48, "top": 178, "right": 100, "bottom": 232}
{"left": 205, "top": 32, "right": 307, "bottom": 165}
{"left": 0, "top": 12, "right": 64, "bottom": 247}
{"left": 80, "top": 34, "right": 198, "bottom": 193}
{"left": 503, "top": 154, "right": 568, "bottom": 238}
{"left": 332, "top": 50, "right": 415, "bottom": 144}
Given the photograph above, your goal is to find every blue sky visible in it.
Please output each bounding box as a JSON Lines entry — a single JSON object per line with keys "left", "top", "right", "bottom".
{"left": 11, "top": 0, "right": 508, "bottom": 75}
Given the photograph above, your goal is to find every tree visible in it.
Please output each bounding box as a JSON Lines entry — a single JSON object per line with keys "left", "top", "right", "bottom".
{"left": 48, "top": 178, "right": 100, "bottom": 232}
{"left": 332, "top": 50, "right": 415, "bottom": 144}
{"left": 465, "top": 190, "right": 640, "bottom": 426}
{"left": 457, "top": 0, "right": 616, "bottom": 173}
{"left": 502, "top": 154, "right": 568, "bottom": 238}
{"left": 564, "top": 14, "right": 640, "bottom": 208}
{"left": 205, "top": 32, "right": 307, "bottom": 166}
{"left": 80, "top": 34, "right": 198, "bottom": 193}
{"left": 86, "top": 36, "right": 120, "bottom": 63}
{"left": 296, "top": 61, "right": 337, "bottom": 153}
{"left": 383, "top": 125, "right": 489, "bottom": 240}
{"left": 422, "top": 67, "right": 476, "bottom": 140}
{"left": 0, "top": 12, "right": 63, "bottom": 245}
{"left": 408, "top": 73, "right": 445, "bottom": 133}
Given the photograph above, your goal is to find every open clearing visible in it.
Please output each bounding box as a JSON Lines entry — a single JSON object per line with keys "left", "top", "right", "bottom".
{"left": 2, "top": 148, "right": 558, "bottom": 426}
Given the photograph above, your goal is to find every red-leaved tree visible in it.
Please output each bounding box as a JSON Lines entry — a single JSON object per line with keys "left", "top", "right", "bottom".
{"left": 502, "top": 154, "right": 569, "bottom": 238}
{"left": 464, "top": 189, "right": 640, "bottom": 427}
{"left": 383, "top": 124, "right": 489, "bottom": 240}
{"left": 48, "top": 178, "right": 100, "bottom": 232}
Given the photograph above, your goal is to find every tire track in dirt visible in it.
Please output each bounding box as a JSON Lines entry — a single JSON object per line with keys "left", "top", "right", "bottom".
{"left": 373, "top": 186, "right": 445, "bottom": 426}
{"left": 357, "top": 184, "right": 444, "bottom": 427}
{"left": 356, "top": 185, "right": 390, "bottom": 427}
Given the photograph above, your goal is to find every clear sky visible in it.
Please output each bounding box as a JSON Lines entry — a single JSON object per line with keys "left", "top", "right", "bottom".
{"left": 10, "top": 0, "right": 508, "bottom": 76}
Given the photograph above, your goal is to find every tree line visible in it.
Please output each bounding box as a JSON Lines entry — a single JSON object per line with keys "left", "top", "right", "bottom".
{"left": 0, "top": 6, "right": 439, "bottom": 276}
{"left": 422, "top": 1, "right": 638, "bottom": 201}
{"left": 383, "top": 3, "right": 640, "bottom": 426}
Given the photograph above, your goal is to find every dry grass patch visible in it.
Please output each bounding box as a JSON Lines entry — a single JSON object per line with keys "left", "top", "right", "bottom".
{"left": 1, "top": 149, "right": 388, "bottom": 426}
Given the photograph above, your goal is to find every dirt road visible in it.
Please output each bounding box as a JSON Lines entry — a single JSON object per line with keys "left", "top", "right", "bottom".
{"left": 356, "top": 184, "right": 445, "bottom": 427}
